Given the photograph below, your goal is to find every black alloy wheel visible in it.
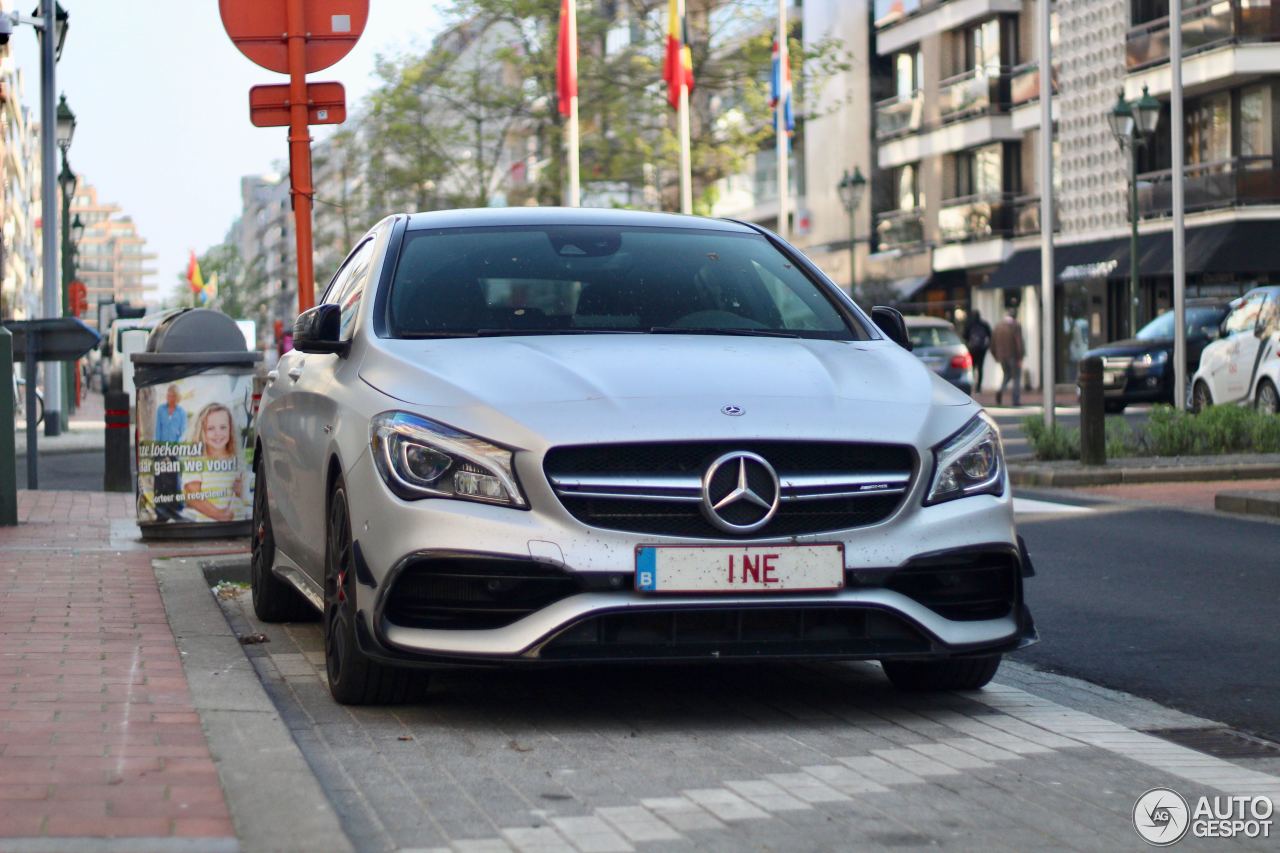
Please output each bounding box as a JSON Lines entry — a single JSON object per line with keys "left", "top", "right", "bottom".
{"left": 250, "top": 456, "right": 313, "bottom": 623}
{"left": 323, "top": 479, "right": 423, "bottom": 705}
{"left": 881, "top": 655, "right": 1002, "bottom": 692}
{"left": 1256, "top": 380, "right": 1279, "bottom": 415}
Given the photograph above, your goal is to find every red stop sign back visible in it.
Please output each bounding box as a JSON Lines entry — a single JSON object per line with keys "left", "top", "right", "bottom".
{"left": 219, "top": 0, "right": 369, "bottom": 74}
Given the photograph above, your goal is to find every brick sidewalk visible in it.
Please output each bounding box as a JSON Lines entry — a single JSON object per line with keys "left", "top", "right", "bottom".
{"left": 1073, "top": 478, "right": 1280, "bottom": 512}
{"left": 0, "top": 491, "right": 240, "bottom": 843}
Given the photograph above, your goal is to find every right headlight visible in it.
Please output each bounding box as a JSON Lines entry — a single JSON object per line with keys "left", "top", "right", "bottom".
{"left": 370, "top": 412, "right": 526, "bottom": 507}
{"left": 924, "top": 412, "right": 1005, "bottom": 505}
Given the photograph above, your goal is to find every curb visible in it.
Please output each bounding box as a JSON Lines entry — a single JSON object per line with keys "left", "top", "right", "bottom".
{"left": 153, "top": 555, "right": 355, "bottom": 853}
{"left": 1215, "top": 490, "right": 1280, "bottom": 520}
{"left": 1010, "top": 462, "right": 1280, "bottom": 487}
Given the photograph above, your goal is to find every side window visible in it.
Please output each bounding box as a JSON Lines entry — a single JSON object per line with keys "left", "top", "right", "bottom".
{"left": 324, "top": 240, "right": 376, "bottom": 340}
{"left": 1224, "top": 292, "right": 1266, "bottom": 337}
{"left": 1256, "top": 294, "right": 1278, "bottom": 336}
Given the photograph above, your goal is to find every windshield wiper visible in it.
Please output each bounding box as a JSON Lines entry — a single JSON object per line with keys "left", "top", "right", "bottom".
{"left": 396, "top": 331, "right": 480, "bottom": 339}
{"left": 648, "top": 326, "right": 801, "bottom": 339}
{"left": 474, "top": 328, "right": 645, "bottom": 337}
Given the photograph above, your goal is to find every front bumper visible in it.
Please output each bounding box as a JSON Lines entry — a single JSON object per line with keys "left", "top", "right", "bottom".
{"left": 342, "top": 450, "right": 1031, "bottom": 666}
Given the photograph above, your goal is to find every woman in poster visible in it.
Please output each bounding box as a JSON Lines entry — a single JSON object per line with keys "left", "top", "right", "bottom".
{"left": 183, "top": 402, "right": 246, "bottom": 522}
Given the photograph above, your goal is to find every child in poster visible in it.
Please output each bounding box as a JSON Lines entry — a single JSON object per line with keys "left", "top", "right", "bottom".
{"left": 182, "top": 402, "right": 247, "bottom": 522}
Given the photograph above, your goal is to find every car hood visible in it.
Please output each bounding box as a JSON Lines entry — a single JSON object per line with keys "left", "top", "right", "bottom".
{"left": 358, "top": 334, "right": 975, "bottom": 449}
{"left": 1083, "top": 338, "right": 1170, "bottom": 358}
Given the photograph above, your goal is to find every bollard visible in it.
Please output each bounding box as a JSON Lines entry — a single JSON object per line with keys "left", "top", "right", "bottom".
{"left": 103, "top": 390, "right": 132, "bottom": 492}
{"left": 0, "top": 328, "right": 16, "bottom": 525}
{"left": 1078, "top": 356, "right": 1106, "bottom": 466}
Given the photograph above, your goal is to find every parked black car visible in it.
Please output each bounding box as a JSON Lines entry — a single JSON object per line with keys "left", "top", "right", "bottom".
{"left": 1081, "top": 301, "right": 1229, "bottom": 412}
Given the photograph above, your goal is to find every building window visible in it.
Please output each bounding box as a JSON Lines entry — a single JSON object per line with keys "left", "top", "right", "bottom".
{"left": 894, "top": 48, "right": 921, "bottom": 98}
{"left": 893, "top": 163, "right": 920, "bottom": 210}
{"left": 954, "top": 143, "right": 1006, "bottom": 198}
{"left": 1240, "top": 85, "right": 1272, "bottom": 160}
{"left": 1186, "top": 91, "right": 1231, "bottom": 165}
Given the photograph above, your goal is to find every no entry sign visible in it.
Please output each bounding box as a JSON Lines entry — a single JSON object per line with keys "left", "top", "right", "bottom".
{"left": 219, "top": 0, "right": 369, "bottom": 75}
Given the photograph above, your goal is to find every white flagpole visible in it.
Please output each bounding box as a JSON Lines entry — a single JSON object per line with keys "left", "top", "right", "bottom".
{"left": 1171, "top": 0, "right": 1187, "bottom": 409}
{"left": 1038, "top": 0, "right": 1055, "bottom": 426}
{"left": 677, "top": 0, "right": 693, "bottom": 214}
{"left": 776, "top": 0, "right": 789, "bottom": 239}
{"left": 567, "top": 0, "right": 580, "bottom": 207}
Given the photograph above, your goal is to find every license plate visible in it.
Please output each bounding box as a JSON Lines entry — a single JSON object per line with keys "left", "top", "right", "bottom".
{"left": 635, "top": 544, "right": 844, "bottom": 594}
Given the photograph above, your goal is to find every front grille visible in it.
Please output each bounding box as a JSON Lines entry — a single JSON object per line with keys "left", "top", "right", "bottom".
{"left": 385, "top": 558, "right": 584, "bottom": 630}
{"left": 544, "top": 441, "right": 915, "bottom": 539}
{"left": 538, "top": 606, "right": 931, "bottom": 660}
{"left": 885, "top": 550, "right": 1018, "bottom": 621}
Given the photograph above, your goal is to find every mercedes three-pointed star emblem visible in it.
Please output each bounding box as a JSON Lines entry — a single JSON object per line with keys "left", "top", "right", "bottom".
{"left": 700, "top": 451, "right": 781, "bottom": 534}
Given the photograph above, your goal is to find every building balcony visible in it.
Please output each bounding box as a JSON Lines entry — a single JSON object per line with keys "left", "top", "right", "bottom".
{"left": 1008, "top": 61, "right": 1058, "bottom": 107}
{"left": 1010, "top": 194, "right": 1062, "bottom": 236}
{"left": 939, "top": 67, "right": 1010, "bottom": 123}
{"left": 1126, "top": 0, "right": 1280, "bottom": 70}
{"left": 938, "top": 192, "right": 1015, "bottom": 243}
{"left": 1136, "top": 157, "right": 1280, "bottom": 219}
{"left": 875, "top": 0, "right": 1024, "bottom": 55}
{"left": 876, "top": 91, "right": 924, "bottom": 140}
{"left": 874, "top": 208, "right": 927, "bottom": 252}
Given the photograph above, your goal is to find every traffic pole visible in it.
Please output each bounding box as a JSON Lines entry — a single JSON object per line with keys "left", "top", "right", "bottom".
{"left": 39, "top": 0, "right": 61, "bottom": 435}
{"left": 285, "top": 0, "right": 316, "bottom": 314}
{"left": 0, "top": 327, "right": 16, "bottom": 524}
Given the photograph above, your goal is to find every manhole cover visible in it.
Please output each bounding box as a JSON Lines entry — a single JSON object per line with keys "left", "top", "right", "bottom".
{"left": 1145, "top": 727, "right": 1280, "bottom": 759}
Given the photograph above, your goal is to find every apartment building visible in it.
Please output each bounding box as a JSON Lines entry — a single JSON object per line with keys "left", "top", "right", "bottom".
{"left": 869, "top": 0, "right": 1280, "bottom": 384}
{"left": 0, "top": 51, "right": 41, "bottom": 320}
{"left": 73, "top": 184, "right": 158, "bottom": 324}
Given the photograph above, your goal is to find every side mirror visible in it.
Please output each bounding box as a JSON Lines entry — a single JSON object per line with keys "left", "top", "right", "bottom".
{"left": 871, "top": 306, "right": 913, "bottom": 351}
{"left": 293, "top": 304, "right": 347, "bottom": 355}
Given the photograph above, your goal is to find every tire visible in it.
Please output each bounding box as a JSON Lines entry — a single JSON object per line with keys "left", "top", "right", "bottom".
{"left": 250, "top": 457, "right": 314, "bottom": 623}
{"left": 1103, "top": 400, "right": 1127, "bottom": 414}
{"left": 1192, "top": 381, "right": 1213, "bottom": 414}
{"left": 882, "top": 655, "right": 1002, "bottom": 692}
{"left": 1256, "top": 380, "right": 1279, "bottom": 415}
{"left": 324, "top": 480, "right": 424, "bottom": 705}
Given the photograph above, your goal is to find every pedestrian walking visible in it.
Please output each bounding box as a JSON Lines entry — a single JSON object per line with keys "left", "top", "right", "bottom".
{"left": 991, "top": 309, "right": 1025, "bottom": 406}
{"left": 964, "top": 310, "right": 992, "bottom": 393}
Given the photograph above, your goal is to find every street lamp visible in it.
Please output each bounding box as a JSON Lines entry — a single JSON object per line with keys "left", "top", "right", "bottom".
{"left": 1109, "top": 86, "right": 1160, "bottom": 336}
{"left": 56, "top": 92, "right": 77, "bottom": 415}
{"left": 837, "top": 167, "right": 867, "bottom": 295}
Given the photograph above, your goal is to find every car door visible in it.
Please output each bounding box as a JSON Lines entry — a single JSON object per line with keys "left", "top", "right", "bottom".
{"left": 1216, "top": 290, "right": 1267, "bottom": 403}
{"left": 285, "top": 235, "right": 380, "bottom": 577}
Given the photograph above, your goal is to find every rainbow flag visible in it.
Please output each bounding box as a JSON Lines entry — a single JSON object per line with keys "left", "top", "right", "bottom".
{"left": 771, "top": 39, "right": 794, "bottom": 135}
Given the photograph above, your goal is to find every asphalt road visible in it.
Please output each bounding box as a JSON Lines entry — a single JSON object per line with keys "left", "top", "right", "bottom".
{"left": 1014, "top": 500, "right": 1280, "bottom": 742}
{"left": 23, "top": 450, "right": 105, "bottom": 491}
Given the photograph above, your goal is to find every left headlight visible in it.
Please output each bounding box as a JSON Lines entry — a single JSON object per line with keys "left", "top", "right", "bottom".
{"left": 924, "top": 412, "right": 1005, "bottom": 505}
{"left": 370, "top": 412, "right": 527, "bottom": 507}
{"left": 1132, "top": 350, "right": 1169, "bottom": 371}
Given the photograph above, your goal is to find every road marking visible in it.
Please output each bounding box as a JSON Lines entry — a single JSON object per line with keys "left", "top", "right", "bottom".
{"left": 1013, "top": 497, "right": 1092, "bottom": 515}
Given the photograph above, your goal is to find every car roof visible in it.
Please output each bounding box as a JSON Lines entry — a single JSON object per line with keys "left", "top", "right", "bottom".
{"left": 404, "top": 207, "right": 760, "bottom": 234}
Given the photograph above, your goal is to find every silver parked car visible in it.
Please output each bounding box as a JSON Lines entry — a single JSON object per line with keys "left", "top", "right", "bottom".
{"left": 904, "top": 316, "right": 974, "bottom": 394}
{"left": 253, "top": 208, "right": 1036, "bottom": 705}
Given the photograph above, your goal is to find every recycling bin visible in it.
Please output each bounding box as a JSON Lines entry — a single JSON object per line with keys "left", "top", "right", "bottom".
{"left": 131, "top": 309, "right": 262, "bottom": 539}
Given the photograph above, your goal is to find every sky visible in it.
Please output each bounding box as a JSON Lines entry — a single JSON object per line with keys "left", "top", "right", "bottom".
{"left": 10, "top": 1, "right": 443, "bottom": 299}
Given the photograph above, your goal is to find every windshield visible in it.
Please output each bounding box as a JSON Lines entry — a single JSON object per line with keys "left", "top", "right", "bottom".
{"left": 385, "top": 225, "right": 864, "bottom": 340}
{"left": 907, "top": 326, "right": 963, "bottom": 349}
{"left": 1135, "top": 306, "right": 1226, "bottom": 341}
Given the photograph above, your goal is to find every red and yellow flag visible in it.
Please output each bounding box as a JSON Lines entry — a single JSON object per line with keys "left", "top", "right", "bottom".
{"left": 557, "top": 0, "right": 578, "bottom": 118}
{"left": 663, "top": 0, "right": 694, "bottom": 110}
{"left": 186, "top": 250, "right": 205, "bottom": 295}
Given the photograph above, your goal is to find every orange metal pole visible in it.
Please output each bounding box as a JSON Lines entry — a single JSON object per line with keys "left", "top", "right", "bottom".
{"left": 285, "top": 0, "right": 315, "bottom": 313}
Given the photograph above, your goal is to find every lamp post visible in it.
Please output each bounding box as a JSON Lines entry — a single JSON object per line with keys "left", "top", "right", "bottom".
{"left": 56, "top": 92, "right": 77, "bottom": 417}
{"left": 1108, "top": 85, "right": 1160, "bottom": 337}
{"left": 837, "top": 167, "right": 867, "bottom": 296}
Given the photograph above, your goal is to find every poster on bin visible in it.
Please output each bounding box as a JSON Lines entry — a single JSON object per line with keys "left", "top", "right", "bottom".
{"left": 135, "top": 372, "right": 255, "bottom": 524}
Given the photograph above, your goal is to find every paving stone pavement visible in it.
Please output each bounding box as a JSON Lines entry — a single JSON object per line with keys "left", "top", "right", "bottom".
{"left": 218, "top": 589, "right": 1280, "bottom": 853}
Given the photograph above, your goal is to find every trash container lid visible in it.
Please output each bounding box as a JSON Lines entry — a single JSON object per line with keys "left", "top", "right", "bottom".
{"left": 145, "top": 308, "right": 248, "bottom": 354}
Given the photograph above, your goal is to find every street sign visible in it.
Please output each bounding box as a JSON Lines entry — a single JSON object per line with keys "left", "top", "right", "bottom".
{"left": 250, "top": 82, "right": 346, "bottom": 128}
{"left": 4, "top": 317, "right": 100, "bottom": 361}
{"left": 219, "top": 0, "right": 369, "bottom": 74}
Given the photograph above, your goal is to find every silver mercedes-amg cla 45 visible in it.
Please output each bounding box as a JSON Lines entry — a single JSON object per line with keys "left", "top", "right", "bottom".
{"left": 252, "top": 207, "right": 1036, "bottom": 705}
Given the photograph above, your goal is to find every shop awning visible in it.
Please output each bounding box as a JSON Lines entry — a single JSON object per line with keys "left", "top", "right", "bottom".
{"left": 889, "top": 275, "right": 932, "bottom": 300}
{"left": 983, "top": 221, "right": 1280, "bottom": 290}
